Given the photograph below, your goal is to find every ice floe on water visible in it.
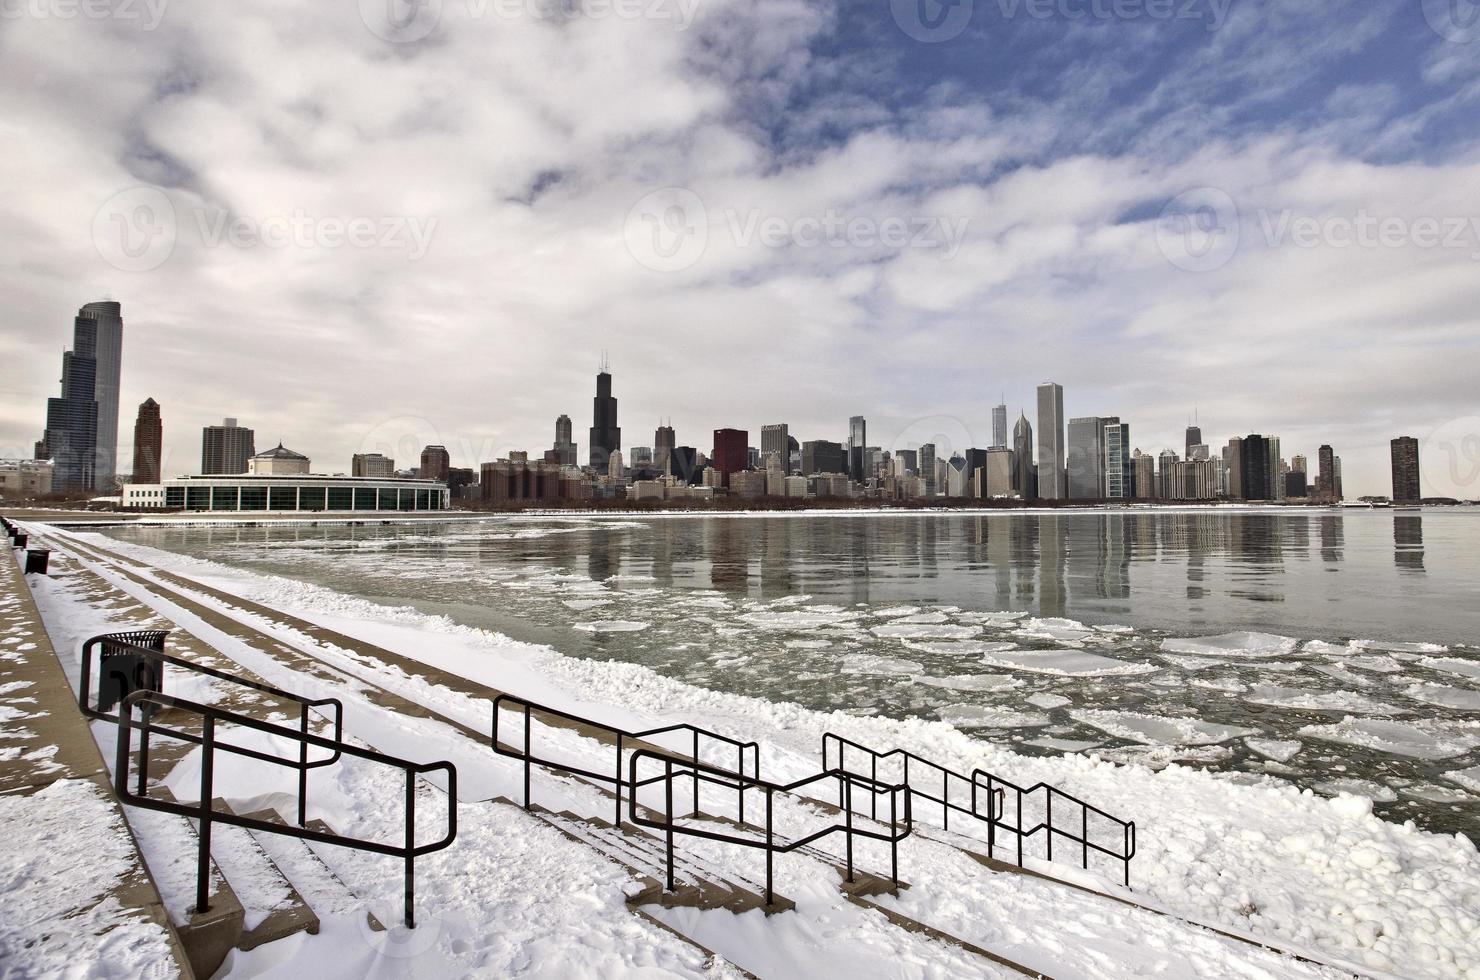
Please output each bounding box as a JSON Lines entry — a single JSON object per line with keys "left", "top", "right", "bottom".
{"left": 1313, "top": 779, "right": 1399, "bottom": 803}
{"left": 1245, "top": 738, "right": 1302, "bottom": 762}
{"left": 1025, "top": 737, "right": 1103, "bottom": 752}
{"left": 1070, "top": 709, "right": 1257, "bottom": 745}
{"left": 1189, "top": 676, "right": 1247, "bottom": 693}
{"left": 1445, "top": 765, "right": 1480, "bottom": 792}
{"left": 901, "top": 639, "right": 1017, "bottom": 656}
{"left": 1402, "top": 682, "right": 1480, "bottom": 711}
{"left": 1160, "top": 631, "right": 1299, "bottom": 659}
{"left": 1243, "top": 685, "right": 1406, "bottom": 716}
{"left": 838, "top": 653, "right": 923, "bottom": 676}
{"left": 1419, "top": 656, "right": 1480, "bottom": 680}
{"left": 910, "top": 673, "right": 1021, "bottom": 692}
{"left": 1026, "top": 692, "right": 1071, "bottom": 709}
{"left": 783, "top": 639, "right": 832, "bottom": 650}
{"left": 979, "top": 648, "right": 1159, "bottom": 677}
{"left": 560, "top": 598, "right": 612, "bottom": 611}
{"left": 936, "top": 705, "right": 1052, "bottom": 729}
{"left": 1298, "top": 717, "right": 1480, "bottom": 760}
{"left": 737, "top": 609, "right": 864, "bottom": 631}
{"left": 868, "top": 622, "right": 981, "bottom": 640}
{"left": 572, "top": 620, "right": 649, "bottom": 633}
{"left": 1013, "top": 617, "right": 1094, "bottom": 641}
{"left": 870, "top": 605, "right": 921, "bottom": 618}
{"left": 1351, "top": 639, "right": 1448, "bottom": 655}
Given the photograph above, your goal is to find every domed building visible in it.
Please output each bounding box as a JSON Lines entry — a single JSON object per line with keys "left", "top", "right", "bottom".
{"left": 247, "top": 443, "right": 310, "bottom": 476}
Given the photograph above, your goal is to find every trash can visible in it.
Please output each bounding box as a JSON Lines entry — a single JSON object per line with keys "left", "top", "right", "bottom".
{"left": 24, "top": 548, "right": 49, "bottom": 575}
{"left": 95, "top": 630, "right": 169, "bottom": 714}
{"left": 11, "top": 533, "right": 27, "bottom": 549}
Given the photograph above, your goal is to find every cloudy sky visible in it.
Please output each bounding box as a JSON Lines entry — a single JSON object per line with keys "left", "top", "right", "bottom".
{"left": 2, "top": 0, "right": 1479, "bottom": 497}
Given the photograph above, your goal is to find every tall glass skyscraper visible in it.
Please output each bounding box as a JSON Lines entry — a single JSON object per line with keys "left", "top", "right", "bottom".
{"left": 83, "top": 302, "right": 123, "bottom": 488}
{"left": 1036, "top": 382, "right": 1065, "bottom": 499}
{"left": 1102, "top": 418, "right": 1131, "bottom": 499}
{"left": 589, "top": 369, "right": 621, "bottom": 474}
{"left": 1013, "top": 413, "right": 1035, "bottom": 499}
{"left": 38, "top": 302, "right": 120, "bottom": 492}
{"left": 991, "top": 402, "right": 1008, "bottom": 449}
{"left": 848, "top": 416, "right": 867, "bottom": 483}
{"left": 1066, "top": 416, "right": 1106, "bottom": 499}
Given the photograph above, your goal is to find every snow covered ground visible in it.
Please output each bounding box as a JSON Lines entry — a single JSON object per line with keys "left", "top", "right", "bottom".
{"left": 19, "top": 524, "right": 1480, "bottom": 978}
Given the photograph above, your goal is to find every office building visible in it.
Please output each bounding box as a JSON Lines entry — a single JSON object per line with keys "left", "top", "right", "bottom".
{"left": 1156, "top": 450, "right": 1178, "bottom": 498}
{"left": 1239, "top": 435, "right": 1272, "bottom": 501}
{"left": 1334, "top": 457, "right": 1344, "bottom": 502}
{"left": 589, "top": 367, "right": 621, "bottom": 474}
{"left": 920, "top": 443, "right": 937, "bottom": 496}
{"left": 1036, "top": 382, "right": 1065, "bottom": 499}
{"left": 1316, "top": 445, "right": 1337, "bottom": 502}
{"left": 1291, "top": 454, "right": 1307, "bottom": 475}
{"left": 1267, "top": 436, "right": 1285, "bottom": 502}
{"left": 802, "top": 440, "right": 846, "bottom": 476}
{"left": 1013, "top": 414, "right": 1035, "bottom": 498}
{"left": 481, "top": 460, "right": 588, "bottom": 505}
{"left": 201, "top": 419, "right": 256, "bottom": 475}
{"left": 38, "top": 306, "right": 116, "bottom": 492}
{"left": 1391, "top": 437, "right": 1420, "bottom": 503}
{"left": 985, "top": 447, "right": 1014, "bottom": 497}
{"left": 1102, "top": 418, "right": 1130, "bottom": 499}
{"left": 992, "top": 402, "right": 1008, "bottom": 449}
{"left": 421, "top": 445, "right": 451, "bottom": 482}
{"left": 654, "top": 424, "right": 676, "bottom": 475}
{"left": 712, "top": 429, "right": 748, "bottom": 487}
{"left": 352, "top": 452, "right": 395, "bottom": 479}
{"left": 848, "top": 416, "right": 867, "bottom": 483}
{"left": 669, "top": 446, "right": 700, "bottom": 484}
{"left": 550, "top": 415, "right": 577, "bottom": 466}
{"left": 1285, "top": 470, "right": 1308, "bottom": 498}
{"left": 1136, "top": 451, "right": 1159, "bottom": 499}
{"left": 1185, "top": 423, "right": 1202, "bottom": 459}
{"left": 0, "top": 460, "right": 54, "bottom": 498}
{"left": 132, "top": 398, "right": 163, "bottom": 484}
{"left": 964, "top": 448, "right": 988, "bottom": 499}
{"left": 1066, "top": 416, "right": 1106, "bottom": 499}
{"left": 730, "top": 470, "right": 767, "bottom": 498}
{"left": 761, "top": 424, "right": 791, "bottom": 474}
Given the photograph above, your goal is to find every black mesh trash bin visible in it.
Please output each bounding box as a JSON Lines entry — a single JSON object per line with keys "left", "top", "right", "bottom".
{"left": 95, "top": 630, "right": 170, "bottom": 714}
{"left": 24, "top": 548, "right": 48, "bottom": 575}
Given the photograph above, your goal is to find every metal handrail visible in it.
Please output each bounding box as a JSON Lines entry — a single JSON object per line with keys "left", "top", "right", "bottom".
{"left": 81, "top": 632, "right": 344, "bottom": 828}
{"left": 627, "top": 748, "right": 912, "bottom": 906}
{"left": 115, "top": 690, "right": 456, "bottom": 928}
{"left": 973, "top": 769, "right": 1137, "bottom": 887}
{"left": 823, "top": 732, "right": 1136, "bottom": 887}
{"left": 491, "top": 693, "right": 760, "bottom": 826}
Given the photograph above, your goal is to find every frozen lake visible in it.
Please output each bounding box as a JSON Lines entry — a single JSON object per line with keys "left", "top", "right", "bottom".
{"left": 103, "top": 508, "right": 1480, "bottom": 838}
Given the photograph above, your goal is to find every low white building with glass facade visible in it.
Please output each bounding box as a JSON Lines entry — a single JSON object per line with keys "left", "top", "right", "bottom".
{"left": 122, "top": 474, "right": 450, "bottom": 512}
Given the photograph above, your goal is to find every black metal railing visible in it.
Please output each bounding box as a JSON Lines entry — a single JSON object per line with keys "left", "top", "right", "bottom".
{"left": 627, "top": 749, "right": 911, "bottom": 906}
{"left": 114, "top": 690, "right": 457, "bottom": 928}
{"left": 821, "top": 731, "right": 1136, "bottom": 887}
{"left": 80, "top": 631, "right": 344, "bottom": 828}
{"left": 491, "top": 694, "right": 760, "bottom": 827}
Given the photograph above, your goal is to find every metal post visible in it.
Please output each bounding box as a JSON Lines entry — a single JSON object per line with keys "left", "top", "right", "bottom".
{"left": 1016, "top": 792, "right": 1023, "bottom": 868}
{"left": 736, "top": 744, "right": 745, "bottom": 826}
{"left": 986, "top": 778, "right": 995, "bottom": 857}
{"left": 1047, "top": 791, "right": 1053, "bottom": 862}
{"left": 298, "top": 704, "right": 309, "bottom": 827}
{"left": 664, "top": 759, "right": 675, "bottom": 893}
{"left": 1082, "top": 805, "right": 1089, "bottom": 869}
{"left": 405, "top": 769, "right": 416, "bottom": 929}
{"left": 870, "top": 757, "right": 877, "bottom": 821}
{"left": 692, "top": 730, "right": 700, "bottom": 817}
{"left": 136, "top": 702, "right": 151, "bottom": 797}
{"left": 890, "top": 789, "right": 898, "bottom": 888}
{"left": 763, "top": 787, "right": 775, "bottom": 911}
{"left": 197, "top": 715, "right": 215, "bottom": 914}
{"left": 844, "top": 778, "right": 854, "bottom": 884}
{"left": 614, "top": 733, "right": 623, "bottom": 828}
{"left": 114, "top": 700, "right": 131, "bottom": 796}
{"left": 942, "top": 769, "right": 949, "bottom": 831}
{"left": 523, "top": 705, "right": 532, "bottom": 811}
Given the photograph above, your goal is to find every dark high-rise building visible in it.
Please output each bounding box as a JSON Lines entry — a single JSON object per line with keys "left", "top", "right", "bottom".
{"left": 589, "top": 370, "right": 621, "bottom": 474}
{"left": 991, "top": 402, "right": 1008, "bottom": 450}
{"left": 1391, "top": 437, "right": 1421, "bottom": 503}
{"left": 201, "top": 418, "right": 256, "bottom": 475}
{"left": 1066, "top": 416, "right": 1107, "bottom": 499}
{"left": 132, "top": 398, "right": 162, "bottom": 484}
{"left": 802, "top": 440, "right": 846, "bottom": 475}
{"left": 712, "top": 429, "right": 748, "bottom": 487}
{"left": 847, "top": 416, "right": 867, "bottom": 482}
{"left": 1285, "top": 470, "right": 1308, "bottom": 499}
{"left": 80, "top": 302, "right": 123, "bottom": 488}
{"left": 654, "top": 424, "right": 676, "bottom": 475}
{"left": 669, "top": 446, "right": 700, "bottom": 485}
{"left": 761, "top": 424, "right": 791, "bottom": 474}
{"left": 552, "top": 415, "right": 577, "bottom": 466}
{"left": 1185, "top": 423, "right": 1202, "bottom": 459}
{"left": 1316, "top": 444, "right": 1337, "bottom": 502}
{"left": 964, "top": 448, "right": 988, "bottom": 498}
{"left": 40, "top": 338, "right": 99, "bottom": 492}
{"left": 1013, "top": 413, "right": 1036, "bottom": 498}
{"left": 920, "top": 443, "right": 937, "bottom": 496}
{"left": 421, "top": 445, "right": 451, "bottom": 482}
{"left": 1240, "top": 435, "right": 1272, "bottom": 501}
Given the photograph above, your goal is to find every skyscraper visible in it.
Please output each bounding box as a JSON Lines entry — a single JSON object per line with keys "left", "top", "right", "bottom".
{"left": 83, "top": 302, "right": 123, "bottom": 488}
{"left": 39, "top": 324, "right": 98, "bottom": 492}
{"left": 1391, "top": 437, "right": 1420, "bottom": 503}
{"left": 421, "top": 445, "right": 451, "bottom": 481}
{"left": 1267, "top": 436, "right": 1285, "bottom": 502}
{"left": 1013, "top": 413, "right": 1036, "bottom": 499}
{"left": 920, "top": 443, "right": 937, "bottom": 495}
{"left": 1036, "top": 382, "right": 1065, "bottom": 499}
{"left": 1185, "top": 422, "right": 1202, "bottom": 459}
{"left": 848, "top": 416, "right": 867, "bottom": 483}
{"left": 1225, "top": 437, "right": 1243, "bottom": 499}
{"left": 1102, "top": 418, "right": 1131, "bottom": 499}
{"left": 131, "top": 398, "right": 162, "bottom": 484}
{"left": 654, "top": 423, "right": 676, "bottom": 475}
{"left": 1240, "top": 435, "right": 1272, "bottom": 501}
{"left": 553, "top": 414, "right": 577, "bottom": 466}
{"left": 201, "top": 418, "right": 256, "bottom": 475}
{"left": 992, "top": 402, "right": 1008, "bottom": 450}
{"left": 712, "top": 428, "right": 748, "bottom": 487}
{"left": 1066, "top": 416, "right": 1106, "bottom": 499}
{"left": 761, "top": 424, "right": 791, "bottom": 474}
{"left": 801, "top": 440, "right": 846, "bottom": 475}
{"left": 1317, "top": 444, "right": 1336, "bottom": 503}
{"left": 589, "top": 367, "right": 621, "bottom": 474}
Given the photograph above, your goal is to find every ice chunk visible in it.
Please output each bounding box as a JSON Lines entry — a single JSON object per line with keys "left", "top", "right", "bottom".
{"left": 937, "top": 705, "right": 1051, "bottom": 729}
{"left": 1245, "top": 738, "right": 1302, "bottom": 762}
{"left": 839, "top": 653, "right": 923, "bottom": 676}
{"left": 1025, "top": 737, "right": 1103, "bottom": 752}
{"left": 1298, "top": 717, "right": 1479, "bottom": 760}
{"left": 1015, "top": 617, "right": 1093, "bottom": 641}
{"left": 1094, "top": 744, "right": 1234, "bottom": 769}
{"left": 1244, "top": 685, "right": 1406, "bottom": 715}
{"left": 738, "top": 609, "right": 865, "bottom": 631}
{"left": 1418, "top": 656, "right": 1480, "bottom": 681}
{"left": 888, "top": 612, "right": 949, "bottom": 625}
{"left": 1189, "top": 676, "right": 1246, "bottom": 693}
{"left": 903, "top": 639, "right": 1018, "bottom": 656}
{"left": 869, "top": 623, "right": 981, "bottom": 640}
{"left": 1158, "top": 654, "right": 1231, "bottom": 672}
{"left": 1313, "top": 779, "right": 1397, "bottom": 803}
{"left": 1160, "top": 631, "right": 1298, "bottom": 659}
{"left": 1351, "top": 639, "right": 1448, "bottom": 655}
{"left": 980, "top": 649, "right": 1159, "bottom": 677}
{"left": 1401, "top": 784, "right": 1473, "bottom": 803}
{"left": 1309, "top": 664, "right": 1374, "bottom": 688}
{"left": 1070, "top": 709, "right": 1257, "bottom": 745}
{"left": 572, "top": 620, "right": 648, "bottom": 633}
{"left": 1343, "top": 655, "right": 1404, "bottom": 674}
{"left": 1445, "top": 765, "right": 1480, "bottom": 793}
{"left": 784, "top": 639, "right": 832, "bottom": 650}
{"left": 1026, "top": 693, "right": 1071, "bottom": 709}
{"left": 911, "top": 673, "right": 1021, "bottom": 692}
{"left": 872, "top": 606, "right": 922, "bottom": 618}
{"left": 561, "top": 598, "right": 612, "bottom": 610}
{"left": 1301, "top": 639, "right": 1351, "bottom": 656}
{"left": 1402, "top": 682, "right": 1480, "bottom": 711}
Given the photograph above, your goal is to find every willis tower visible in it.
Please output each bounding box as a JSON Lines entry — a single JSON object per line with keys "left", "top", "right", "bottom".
{"left": 589, "top": 358, "right": 620, "bottom": 474}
